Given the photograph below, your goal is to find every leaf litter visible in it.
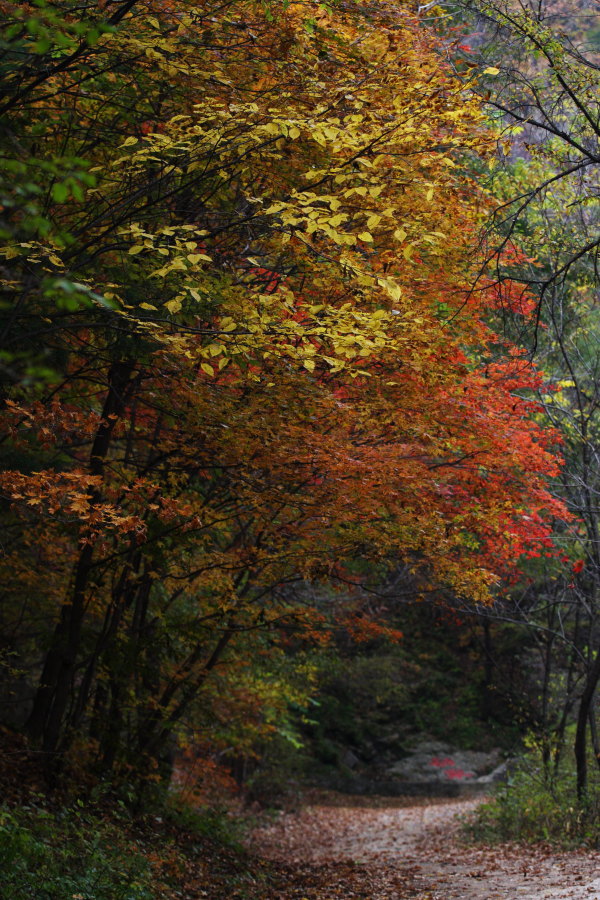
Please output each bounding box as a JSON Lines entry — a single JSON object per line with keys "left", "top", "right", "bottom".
{"left": 249, "top": 791, "right": 600, "bottom": 899}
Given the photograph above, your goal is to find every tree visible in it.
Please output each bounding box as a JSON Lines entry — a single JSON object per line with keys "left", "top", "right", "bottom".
{"left": 455, "top": 0, "right": 600, "bottom": 799}
{"left": 0, "top": 0, "right": 567, "bottom": 779}
{"left": 452, "top": 0, "right": 600, "bottom": 309}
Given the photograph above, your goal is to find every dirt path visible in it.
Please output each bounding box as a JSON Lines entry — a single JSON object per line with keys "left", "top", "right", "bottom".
{"left": 250, "top": 794, "right": 600, "bottom": 899}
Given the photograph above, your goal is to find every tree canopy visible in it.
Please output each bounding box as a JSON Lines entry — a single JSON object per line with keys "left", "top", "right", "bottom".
{"left": 0, "top": 0, "right": 568, "bottom": 775}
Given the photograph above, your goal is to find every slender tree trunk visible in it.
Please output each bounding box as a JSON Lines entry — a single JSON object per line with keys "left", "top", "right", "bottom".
{"left": 26, "top": 361, "right": 133, "bottom": 761}
{"left": 553, "top": 596, "right": 581, "bottom": 776}
{"left": 575, "top": 646, "right": 600, "bottom": 801}
{"left": 588, "top": 700, "right": 600, "bottom": 772}
{"left": 101, "top": 677, "right": 124, "bottom": 772}
{"left": 138, "top": 626, "right": 235, "bottom": 766}
{"left": 539, "top": 599, "right": 559, "bottom": 781}
{"left": 68, "top": 549, "right": 143, "bottom": 733}
{"left": 480, "top": 617, "right": 494, "bottom": 721}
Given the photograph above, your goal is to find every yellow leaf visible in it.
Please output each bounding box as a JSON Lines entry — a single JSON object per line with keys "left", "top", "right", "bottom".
{"left": 483, "top": 66, "right": 500, "bottom": 75}
{"left": 165, "top": 299, "right": 182, "bottom": 313}
{"left": 140, "top": 302, "right": 157, "bottom": 310}
{"left": 358, "top": 232, "right": 373, "bottom": 242}
{"left": 187, "top": 254, "right": 211, "bottom": 264}
{"left": 378, "top": 277, "right": 402, "bottom": 302}
{"left": 263, "top": 122, "right": 281, "bottom": 136}
{"left": 393, "top": 228, "right": 407, "bottom": 243}
{"left": 265, "top": 203, "right": 285, "bottom": 214}
{"left": 128, "top": 245, "right": 145, "bottom": 255}
{"left": 206, "top": 343, "right": 225, "bottom": 357}
{"left": 303, "top": 358, "right": 315, "bottom": 372}
{"left": 201, "top": 362, "right": 215, "bottom": 376}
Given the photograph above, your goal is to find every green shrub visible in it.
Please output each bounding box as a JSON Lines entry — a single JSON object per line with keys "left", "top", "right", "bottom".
{"left": 465, "top": 750, "right": 600, "bottom": 847}
{"left": 0, "top": 802, "right": 155, "bottom": 900}
{"left": 164, "top": 794, "right": 242, "bottom": 847}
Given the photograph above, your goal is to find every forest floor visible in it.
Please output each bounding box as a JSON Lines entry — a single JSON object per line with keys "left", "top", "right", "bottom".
{"left": 4, "top": 728, "right": 600, "bottom": 900}
{"left": 249, "top": 792, "right": 600, "bottom": 899}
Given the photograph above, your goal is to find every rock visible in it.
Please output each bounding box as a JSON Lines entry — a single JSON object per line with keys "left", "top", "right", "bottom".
{"left": 387, "top": 744, "right": 503, "bottom": 784}
{"left": 410, "top": 740, "right": 453, "bottom": 756}
{"left": 477, "top": 758, "right": 523, "bottom": 784}
{"left": 341, "top": 749, "right": 360, "bottom": 770}
{"left": 476, "top": 761, "right": 508, "bottom": 784}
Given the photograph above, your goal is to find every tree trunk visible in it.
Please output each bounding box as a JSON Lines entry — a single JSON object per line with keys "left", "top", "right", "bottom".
{"left": 137, "top": 626, "right": 235, "bottom": 768}
{"left": 575, "top": 646, "right": 600, "bottom": 801}
{"left": 25, "top": 361, "right": 133, "bottom": 764}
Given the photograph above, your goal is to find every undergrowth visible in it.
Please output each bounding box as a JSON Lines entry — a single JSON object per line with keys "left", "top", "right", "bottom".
{"left": 465, "top": 747, "right": 600, "bottom": 848}
{"left": 0, "top": 800, "right": 155, "bottom": 900}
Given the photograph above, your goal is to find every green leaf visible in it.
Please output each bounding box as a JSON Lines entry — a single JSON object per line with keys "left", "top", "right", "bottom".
{"left": 51, "top": 182, "right": 69, "bottom": 202}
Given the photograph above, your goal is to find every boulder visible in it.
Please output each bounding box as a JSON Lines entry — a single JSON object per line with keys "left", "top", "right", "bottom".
{"left": 476, "top": 761, "right": 510, "bottom": 784}
{"left": 341, "top": 748, "right": 361, "bottom": 770}
{"left": 388, "top": 742, "right": 503, "bottom": 784}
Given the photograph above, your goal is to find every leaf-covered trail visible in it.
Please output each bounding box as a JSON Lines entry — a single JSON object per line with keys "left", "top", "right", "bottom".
{"left": 250, "top": 794, "right": 600, "bottom": 899}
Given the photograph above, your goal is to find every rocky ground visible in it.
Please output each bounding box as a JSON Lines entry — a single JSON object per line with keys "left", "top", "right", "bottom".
{"left": 250, "top": 793, "right": 600, "bottom": 899}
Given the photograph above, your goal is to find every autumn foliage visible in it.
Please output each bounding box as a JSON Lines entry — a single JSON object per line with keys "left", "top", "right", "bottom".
{"left": 0, "top": 0, "right": 567, "bottom": 775}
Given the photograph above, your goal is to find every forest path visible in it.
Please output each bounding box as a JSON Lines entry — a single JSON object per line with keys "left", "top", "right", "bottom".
{"left": 250, "top": 794, "right": 600, "bottom": 899}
